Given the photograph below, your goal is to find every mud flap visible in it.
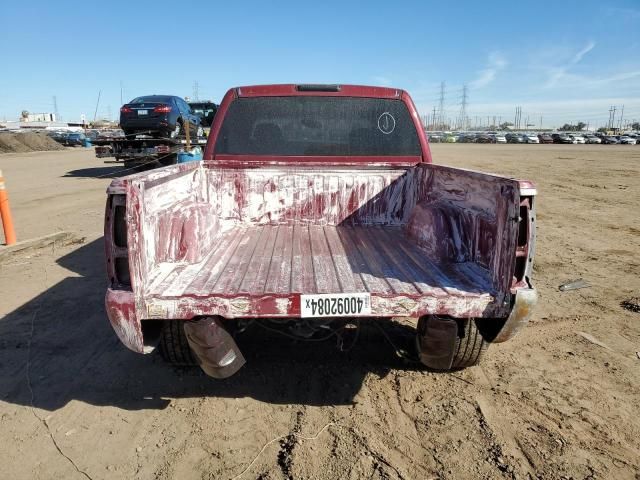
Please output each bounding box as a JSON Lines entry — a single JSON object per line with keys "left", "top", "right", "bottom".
{"left": 183, "top": 317, "right": 246, "bottom": 378}
{"left": 416, "top": 316, "right": 458, "bottom": 370}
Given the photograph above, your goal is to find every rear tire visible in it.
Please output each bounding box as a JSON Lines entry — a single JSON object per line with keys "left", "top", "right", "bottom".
{"left": 417, "top": 317, "right": 487, "bottom": 370}
{"left": 159, "top": 321, "right": 198, "bottom": 366}
{"left": 451, "top": 319, "right": 487, "bottom": 369}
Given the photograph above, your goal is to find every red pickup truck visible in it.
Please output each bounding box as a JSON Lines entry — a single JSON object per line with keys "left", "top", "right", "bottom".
{"left": 104, "top": 84, "right": 536, "bottom": 377}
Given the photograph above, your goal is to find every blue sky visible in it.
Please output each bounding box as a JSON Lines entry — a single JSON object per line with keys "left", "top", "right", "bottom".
{"left": 1, "top": 0, "right": 639, "bottom": 128}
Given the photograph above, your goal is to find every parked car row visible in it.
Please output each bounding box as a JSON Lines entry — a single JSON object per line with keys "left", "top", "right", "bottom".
{"left": 47, "top": 130, "right": 88, "bottom": 146}
{"left": 427, "top": 131, "right": 639, "bottom": 145}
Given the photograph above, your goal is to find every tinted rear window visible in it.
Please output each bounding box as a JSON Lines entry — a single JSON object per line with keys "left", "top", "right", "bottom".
{"left": 130, "top": 96, "right": 174, "bottom": 104}
{"left": 214, "top": 97, "right": 421, "bottom": 156}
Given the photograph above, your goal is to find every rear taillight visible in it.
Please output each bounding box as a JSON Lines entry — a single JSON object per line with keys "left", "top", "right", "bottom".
{"left": 106, "top": 194, "right": 131, "bottom": 288}
{"left": 512, "top": 184, "right": 536, "bottom": 290}
{"left": 120, "top": 106, "right": 133, "bottom": 113}
{"left": 153, "top": 104, "right": 172, "bottom": 113}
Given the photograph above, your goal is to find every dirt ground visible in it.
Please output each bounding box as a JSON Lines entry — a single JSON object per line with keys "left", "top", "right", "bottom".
{"left": 1, "top": 145, "right": 639, "bottom": 480}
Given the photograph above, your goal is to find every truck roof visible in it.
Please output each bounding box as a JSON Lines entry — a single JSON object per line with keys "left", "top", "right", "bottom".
{"left": 235, "top": 84, "right": 404, "bottom": 99}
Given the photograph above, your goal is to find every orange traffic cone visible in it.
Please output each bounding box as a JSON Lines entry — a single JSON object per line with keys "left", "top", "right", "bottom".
{"left": 0, "top": 169, "right": 17, "bottom": 245}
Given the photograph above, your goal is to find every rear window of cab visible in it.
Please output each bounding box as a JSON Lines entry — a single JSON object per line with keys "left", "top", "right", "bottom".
{"left": 214, "top": 96, "right": 421, "bottom": 156}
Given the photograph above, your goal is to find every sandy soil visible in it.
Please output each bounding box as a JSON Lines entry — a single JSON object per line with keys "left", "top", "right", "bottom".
{"left": 0, "top": 145, "right": 639, "bottom": 480}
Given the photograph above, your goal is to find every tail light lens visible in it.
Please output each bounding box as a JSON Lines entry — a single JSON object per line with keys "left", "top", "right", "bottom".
{"left": 512, "top": 188, "right": 536, "bottom": 291}
{"left": 120, "top": 106, "right": 133, "bottom": 113}
{"left": 154, "top": 104, "right": 172, "bottom": 113}
{"left": 105, "top": 194, "right": 131, "bottom": 289}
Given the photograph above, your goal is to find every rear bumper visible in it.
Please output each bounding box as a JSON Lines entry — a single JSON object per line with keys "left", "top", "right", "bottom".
{"left": 105, "top": 288, "right": 144, "bottom": 353}
{"left": 120, "top": 116, "right": 171, "bottom": 132}
{"left": 105, "top": 284, "right": 536, "bottom": 353}
{"left": 491, "top": 287, "right": 537, "bottom": 343}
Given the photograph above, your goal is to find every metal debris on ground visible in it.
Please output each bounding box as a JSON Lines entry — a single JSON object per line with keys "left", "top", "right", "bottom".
{"left": 621, "top": 297, "right": 640, "bottom": 313}
{"left": 559, "top": 278, "right": 590, "bottom": 291}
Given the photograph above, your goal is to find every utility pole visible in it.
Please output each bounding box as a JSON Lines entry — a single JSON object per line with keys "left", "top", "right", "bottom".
{"left": 431, "top": 107, "right": 437, "bottom": 130}
{"left": 93, "top": 90, "right": 101, "bottom": 123}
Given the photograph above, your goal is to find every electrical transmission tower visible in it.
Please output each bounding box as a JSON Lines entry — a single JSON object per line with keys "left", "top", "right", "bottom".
{"left": 608, "top": 106, "right": 617, "bottom": 130}
{"left": 52, "top": 96, "right": 60, "bottom": 121}
{"left": 514, "top": 106, "right": 522, "bottom": 129}
{"left": 193, "top": 81, "right": 200, "bottom": 101}
{"left": 437, "top": 82, "right": 446, "bottom": 129}
{"left": 457, "top": 84, "right": 468, "bottom": 131}
{"left": 618, "top": 105, "right": 625, "bottom": 131}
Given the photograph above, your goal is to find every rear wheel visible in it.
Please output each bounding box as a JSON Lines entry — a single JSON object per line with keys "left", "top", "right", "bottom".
{"left": 416, "top": 317, "right": 487, "bottom": 370}
{"left": 159, "top": 321, "right": 198, "bottom": 366}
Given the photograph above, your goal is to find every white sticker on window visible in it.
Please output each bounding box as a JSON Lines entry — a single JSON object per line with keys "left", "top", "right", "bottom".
{"left": 377, "top": 112, "right": 396, "bottom": 134}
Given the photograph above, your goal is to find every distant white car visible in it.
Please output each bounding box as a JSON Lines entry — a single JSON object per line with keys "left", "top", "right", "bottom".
{"left": 584, "top": 135, "right": 601, "bottom": 144}
{"left": 570, "top": 135, "right": 586, "bottom": 144}
{"left": 618, "top": 136, "right": 637, "bottom": 145}
{"left": 523, "top": 133, "right": 539, "bottom": 144}
{"left": 494, "top": 134, "right": 507, "bottom": 143}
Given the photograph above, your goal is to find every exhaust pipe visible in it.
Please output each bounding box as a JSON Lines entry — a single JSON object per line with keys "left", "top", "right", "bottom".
{"left": 183, "top": 317, "right": 245, "bottom": 378}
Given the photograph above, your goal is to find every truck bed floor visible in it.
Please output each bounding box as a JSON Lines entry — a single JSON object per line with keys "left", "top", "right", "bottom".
{"left": 146, "top": 225, "right": 495, "bottom": 300}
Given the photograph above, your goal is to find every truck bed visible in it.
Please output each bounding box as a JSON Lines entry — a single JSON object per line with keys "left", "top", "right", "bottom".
{"left": 108, "top": 161, "right": 522, "bottom": 320}
{"left": 146, "top": 225, "right": 494, "bottom": 299}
